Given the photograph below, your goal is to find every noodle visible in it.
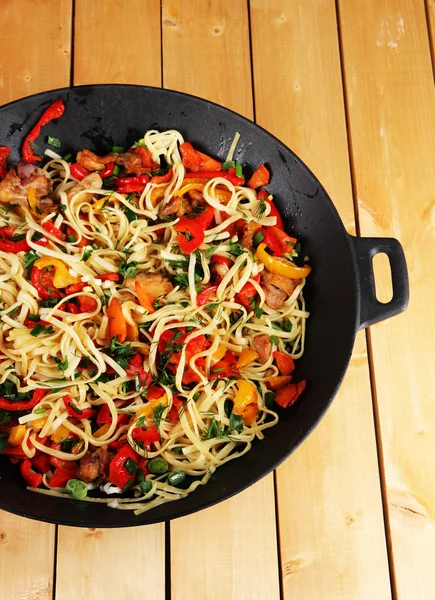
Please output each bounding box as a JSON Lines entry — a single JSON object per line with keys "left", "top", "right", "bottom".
{"left": 0, "top": 128, "right": 310, "bottom": 514}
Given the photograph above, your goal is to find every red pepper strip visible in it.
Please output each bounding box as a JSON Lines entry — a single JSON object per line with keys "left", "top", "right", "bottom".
{"left": 21, "top": 459, "right": 43, "bottom": 488}
{"left": 125, "top": 353, "right": 151, "bottom": 386}
{"left": 70, "top": 163, "right": 90, "bottom": 181}
{"left": 136, "top": 146, "right": 159, "bottom": 169}
{"left": 185, "top": 171, "right": 244, "bottom": 186}
{"left": 22, "top": 99, "right": 65, "bottom": 163}
{"left": 185, "top": 334, "right": 210, "bottom": 358}
{"left": 131, "top": 426, "right": 160, "bottom": 444}
{"left": 65, "top": 282, "right": 86, "bottom": 294}
{"left": 168, "top": 396, "right": 183, "bottom": 422}
{"left": 273, "top": 351, "right": 295, "bottom": 376}
{"left": 0, "top": 226, "right": 14, "bottom": 238}
{"left": 0, "top": 388, "right": 46, "bottom": 412}
{"left": 180, "top": 142, "right": 222, "bottom": 172}
{"left": 150, "top": 167, "right": 173, "bottom": 184}
{"left": 0, "top": 238, "right": 30, "bottom": 253}
{"left": 0, "top": 146, "right": 11, "bottom": 180}
{"left": 193, "top": 205, "right": 214, "bottom": 230}
{"left": 97, "top": 403, "right": 130, "bottom": 427}
{"left": 265, "top": 226, "right": 297, "bottom": 254}
{"left": 115, "top": 175, "right": 150, "bottom": 194}
{"left": 99, "top": 162, "right": 115, "bottom": 178}
{"left": 275, "top": 380, "right": 306, "bottom": 408}
{"left": 96, "top": 273, "right": 119, "bottom": 282}
{"left": 66, "top": 302, "right": 80, "bottom": 314}
{"left": 48, "top": 467, "right": 76, "bottom": 488}
{"left": 261, "top": 228, "right": 282, "bottom": 257}
{"left": 24, "top": 317, "right": 51, "bottom": 329}
{"left": 235, "top": 276, "right": 260, "bottom": 311}
{"left": 247, "top": 164, "right": 270, "bottom": 189}
{"left": 63, "top": 395, "right": 96, "bottom": 419}
{"left": 49, "top": 456, "right": 77, "bottom": 471}
{"left": 146, "top": 386, "right": 167, "bottom": 400}
{"left": 109, "top": 443, "right": 138, "bottom": 489}
{"left": 196, "top": 285, "right": 219, "bottom": 306}
{"left": 175, "top": 216, "right": 204, "bottom": 254}
{"left": 32, "top": 452, "right": 51, "bottom": 474}
{"left": 3, "top": 446, "right": 27, "bottom": 459}
{"left": 43, "top": 221, "right": 65, "bottom": 240}
{"left": 209, "top": 350, "right": 240, "bottom": 380}
{"left": 212, "top": 255, "right": 232, "bottom": 267}
{"left": 180, "top": 357, "right": 207, "bottom": 385}
{"left": 35, "top": 236, "right": 49, "bottom": 247}
{"left": 258, "top": 189, "right": 284, "bottom": 230}
{"left": 31, "top": 266, "right": 63, "bottom": 300}
{"left": 78, "top": 296, "right": 98, "bottom": 313}
{"left": 65, "top": 225, "right": 87, "bottom": 248}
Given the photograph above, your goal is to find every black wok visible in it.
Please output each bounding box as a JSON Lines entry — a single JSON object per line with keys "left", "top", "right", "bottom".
{"left": 0, "top": 85, "right": 409, "bottom": 527}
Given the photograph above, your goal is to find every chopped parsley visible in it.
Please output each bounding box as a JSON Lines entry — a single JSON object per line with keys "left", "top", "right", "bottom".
{"left": 108, "top": 337, "right": 135, "bottom": 369}
{"left": 228, "top": 242, "right": 245, "bottom": 257}
{"left": 270, "top": 335, "right": 280, "bottom": 347}
{"left": 30, "top": 323, "right": 54, "bottom": 337}
{"left": 54, "top": 356, "right": 69, "bottom": 372}
{"left": 81, "top": 247, "right": 93, "bottom": 262}
{"left": 118, "top": 258, "right": 138, "bottom": 279}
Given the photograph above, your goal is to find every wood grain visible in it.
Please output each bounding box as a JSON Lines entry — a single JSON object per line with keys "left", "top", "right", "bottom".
{"left": 250, "top": 1, "right": 391, "bottom": 598}
{"left": 56, "top": 525, "right": 165, "bottom": 600}
{"left": 339, "top": 0, "right": 435, "bottom": 597}
{"left": 74, "top": 0, "right": 161, "bottom": 86}
{"left": 0, "top": 0, "right": 72, "bottom": 104}
{"left": 0, "top": 2, "right": 71, "bottom": 599}
{"left": 54, "top": 3, "right": 166, "bottom": 599}
{"left": 163, "top": 2, "right": 280, "bottom": 598}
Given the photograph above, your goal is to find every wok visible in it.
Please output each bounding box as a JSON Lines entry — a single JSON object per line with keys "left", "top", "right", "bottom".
{"left": 0, "top": 85, "right": 409, "bottom": 527}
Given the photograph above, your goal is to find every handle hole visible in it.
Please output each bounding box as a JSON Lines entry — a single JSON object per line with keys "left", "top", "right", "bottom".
{"left": 372, "top": 252, "right": 393, "bottom": 304}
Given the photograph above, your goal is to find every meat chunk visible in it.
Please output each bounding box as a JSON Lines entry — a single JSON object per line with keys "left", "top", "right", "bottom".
{"left": 125, "top": 272, "right": 174, "bottom": 298}
{"left": 77, "top": 446, "right": 112, "bottom": 484}
{"left": 262, "top": 283, "right": 287, "bottom": 310}
{"left": 77, "top": 148, "right": 159, "bottom": 177}
{"left": 77, "top": 149, "right": 115, "bottom": 171}
{"left": 261, "top": 272, "right": 301, "bottom": 297}
{"left": 252, "top": 334, "right": 273, "bottom": 364}
{"left": 0, "top": 160, "right": 56, "bottom": 214}
{"left": 241, "top": 221, "right": 261, "bottom": 250}
{"left": 66, "top": 172, "right": 103, "bottom": 202}
{"left": 211, "top": 261, "right": 230, "bottom": 280}
{"left": 159, "top": 196, "right": 183, "bottom": 217}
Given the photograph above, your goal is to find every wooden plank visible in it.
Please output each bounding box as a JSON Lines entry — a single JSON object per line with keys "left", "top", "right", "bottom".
{"left": 74, "top": 0, "right": 161, "bottom": 86}
{"left": 250, "top": 1, "right": 392, "bottom": 598}
{"left": 55, "top": 3, "right": 165, "bottom": 599}
{"left": 0, "top": 2, "right": 71, "bottom": 599}
{"left": 0, "top": 0, "right": 72, "bottom": 104}
{"left": 163, "top": 2, "right": 280, "bottom": 599}
{"left": 338, "top": 0, "right": 435, "bottom": 598}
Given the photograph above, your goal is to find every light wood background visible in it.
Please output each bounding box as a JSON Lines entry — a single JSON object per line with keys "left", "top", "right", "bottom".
{"left": 0, "top": 1, "right": 431, "bottom": 598}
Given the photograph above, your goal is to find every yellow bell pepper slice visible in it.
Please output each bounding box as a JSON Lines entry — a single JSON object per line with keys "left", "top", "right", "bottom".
{"left": 92, "top": 196, "right": 112, "bottom": 212}
{"left": 32, "top": 417, "right": 47, "bottom": 432}
{"left": 255, "top": 243, "right": 311, "bottom": 279}
{"left": 94, "top": 423, "right": 111, "bottom": 438}
{"left": 137, "top": 395, "right": 168, "bottom": 420}
{"left": 51, "top": 423, "right": 71, "bottom": 443}
{"left": 211, "top": 344, "right": 227, "bottom": 364}
{"left": 232, "top": 380, "right": 259, "bottom": 426}
{"left": 34, "top": 257, "right": 80, "bottom": 288}
{"left": 8, "top": 424, "right": 26, "bottom": 446}
{"left": 237, "top": 349, "right": 259, "bottom": 368}
{"left": 27, "top": 187, "right": 37, "bottom": 213}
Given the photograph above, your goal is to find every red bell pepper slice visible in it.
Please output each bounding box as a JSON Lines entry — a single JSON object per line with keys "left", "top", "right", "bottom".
{"left": 0, "top": 388, "right": 46, "bottom": 412}
{"left": 185, "top": 171, "right": 243, "bottom": 186}
{"left": 125, "top": 353, "right": 151, "bottom": 386}
{"left": 275, "top": 380, "right": 306, "bottom": 408}
{"left": 78, "top": 296, "right": 98, "bottom": 313}
{"left": 185, "top": 334, "right": 210, "bottom": 358}
{"left": 70, "top": 163, "right": 90, "bottom": 181}
{"left": 43, "top": 221, "right": 65, "bottom": 240}
{"left": 136, "top": 146, "right": 159, "bottom": 169}
{"left": 31, "top": 452, "right": 52, "bottom": 474}
{"left": 109, "top": 443, "right": 138, "bottom": 489}
{"left": 3, "top": 446, "right": 27, "bottom": 459}
{"left": 273, "top": 351, "right": 295, "bottom": 376}
{"left": 180, "top": 142, "right": 222, "bottom": 172}
{"left": 0, "top": 226, "right": 14, "bottom": 239}
{"left": 21, "top": 459, "right": 43, "bottom": 488}
{"left": 131, "top": 426, "right": 160, "bottom": 444}
{"left": 66, "top": 302, "right": 79, "bottom": 314}
{"left": 0, "top": 146, "right": 10, "bottom": 180}
{"left": 235, "top": 275, "right": 260, "bottom": 311}
{"left": 48, "top": 467, "right": 76, "bottom": 488}
{"left": 258, "top": 189, "right": 284, "bottom": 230}
{"left": 22, "top": 99, "right": 65, "bottom": 163}
{"left": 146, "top": 386, "right": 167, "bottom": 400}
{"left": 181, "top": 357, "right": 207, "bottom": 385}
{"left": 115, "top": 175, "right": 150, "bottom": 194}
{"left": 265, "top": 226, "right": 297, "bottom": 254}
{"left": 150, "top": 167, "right": 173, "bottom": 184}
{"left": 96, "top": 273, "right": 120, "bottom": 282}
{"left": 196, "top": 285, "right": 219, "bottom": 306}
{"left": 63, "top": 395, "right": 96, "bottom": 419}
{"left": 168, "top": 396, "right": 183, "bottom": 422}
{"left": 247, "top": 164, "right": 270, "bottom": 189}
{"left": 23, "top": 317, "right": 51, "bottom": 329}
{"left": 49, "top": 456, "right": 78, "bottom": 471}
{"left": 0, "top": 238, "right": 30, "bottom": 253}
{"left": 261, "top": 228, "right": 282, "bottom": 257}
{"left": 65, "top": 282, "right": 86, "bottom": 295}
{"left": 96, "top": 403, "right": 130, "bottom": 427}
{"left": 193, "top": 205, "right": 215, "bottom": 230}
{"left": 65, "top": 225, "right": 87, "bottom": 248}
{"left": 209, "top": 350, "right": 240, "bottom": 380}
{"left": 175, "top": 216, "right": 204, "bottom": 254}
{"left": 99, "top": 162, "right": 115, "bottom": 178}
{"left": 31, "top": 266, "right": 63, "bottom": 300}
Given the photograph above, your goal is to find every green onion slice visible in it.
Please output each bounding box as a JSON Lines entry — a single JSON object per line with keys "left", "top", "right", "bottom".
{"left": 66, "top": 479, "right": 88, "bottom": 499}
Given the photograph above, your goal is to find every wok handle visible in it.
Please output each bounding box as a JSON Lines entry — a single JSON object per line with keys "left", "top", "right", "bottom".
{"left": 349, "top": 235, "right": 409, "bottom": 330}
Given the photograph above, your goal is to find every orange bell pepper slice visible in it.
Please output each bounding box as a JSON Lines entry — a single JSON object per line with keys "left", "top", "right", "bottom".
{"left": 135, "top": 281, "right": 156, "bottom": 313}
{"left": 107, "top": 297, "right": 127, "bottom": 342}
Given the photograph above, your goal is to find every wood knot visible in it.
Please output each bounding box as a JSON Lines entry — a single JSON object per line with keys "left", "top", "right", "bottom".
{"left": 0, "top": 531, "right": 7, "bottom": 543}
{"left": 86, "top": 527, "right": 102, "bottom": 537}
{"left": 282, "top": 557, "right": 306, "bottom": 577}
{"left": 163, "top": 18, "right": 177, "bottom": 27}
{"left": 212, "top": 26, "right": 223, "bottom": 36}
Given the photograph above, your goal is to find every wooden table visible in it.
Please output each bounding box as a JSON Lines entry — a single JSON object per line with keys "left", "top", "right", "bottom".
{"left": 0, "top": 0, "right": 432, "bottom": 598}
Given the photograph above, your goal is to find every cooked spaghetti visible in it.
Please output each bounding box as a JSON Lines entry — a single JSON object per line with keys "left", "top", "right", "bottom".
{"left": 0, "top": 101, "right": 310, "bottom": 514}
